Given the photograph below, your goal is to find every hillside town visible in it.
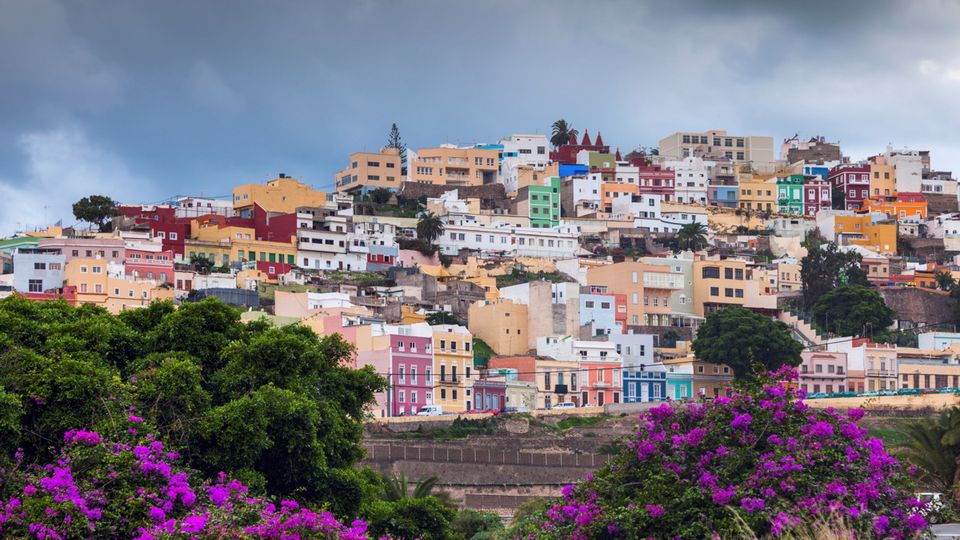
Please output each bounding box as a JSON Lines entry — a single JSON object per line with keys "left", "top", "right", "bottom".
{"left": 4, "top": 125, "right": 960, "bottom": 418}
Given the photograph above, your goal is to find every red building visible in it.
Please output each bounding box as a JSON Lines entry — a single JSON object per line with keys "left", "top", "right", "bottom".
{"left": 549, "top": 130, "right": 611, "bottom": 165}
{"left": 637, "top": 164, "right": 676, "bottom": 200}
{"left": 252, "top": 204, "right": 298, "bottom": 244}
{"left": 473, "top": 378, "right": 507, "bottom": 411}
{"left": 828, "top": 164, "right": 871, "bottom": 211}
{"left": 803, "top": 178, "right": 832, "bottom": 216}
{"left": 255, "top": 260, "right": 292, "bottom": 280}
{"left": 389, "top": 334, "right": 434, "bottom": 416}
{"left": 125, "top": 248, "right": 175, "bottom": 283}
{"left": 117, "top": 205, "right": 191, "bottom": 258}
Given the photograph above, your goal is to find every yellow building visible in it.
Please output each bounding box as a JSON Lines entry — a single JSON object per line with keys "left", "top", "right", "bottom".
{"left": 431, "top": 325, "right": 474, "bottom": 412}
{"left": 335, "top": 148, "right": 403, "bottom": 194}
{"left": 834, "top": 215, "right": 897, "bottom": 254}
{"left": 467, "top": 299, "right": 529, "bottom": 356}
{"left": 692, "top": 257, "right": 752, "bottom": 317}
{"left": 737, "top": 176, "right": 777, "bottom": 213}
{"left": 515, "top": 163, "right": 560, "bottom": 193}
{"left": 869, "top": 159, "right": 896, "bottom": 199}
{"left": 409, "top": 146, "right": 499, "bottom": 187}
{"left": 861, "top": 196, "right": 927, "bottom": 221}
{"left": 233, "top": 175, "right": 328, "bottom": 214}
{"left": 64, "top": 258, "right": 174, "bottom": 314}
{"left": 188, "top": 218, "right": 296, "bottom": 266}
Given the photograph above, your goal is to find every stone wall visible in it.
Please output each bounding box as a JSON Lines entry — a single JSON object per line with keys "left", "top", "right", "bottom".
{"left": 879, "top": 287, "right": 955, "bottom": 327}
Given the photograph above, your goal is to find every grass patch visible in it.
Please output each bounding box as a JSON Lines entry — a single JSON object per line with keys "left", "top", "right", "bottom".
{"left": 258, "top": 283, "right": 310, "bottom": 301}
{"left": 868, "top": 426, "right": 912, "bottom": 449}
{"left": 556, "top": 415, "right": 611, "bottom": 431}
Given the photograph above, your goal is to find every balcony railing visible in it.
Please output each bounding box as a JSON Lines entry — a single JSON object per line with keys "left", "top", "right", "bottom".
{"left": 865, "top": 370, "right": 896, "bottom": 377}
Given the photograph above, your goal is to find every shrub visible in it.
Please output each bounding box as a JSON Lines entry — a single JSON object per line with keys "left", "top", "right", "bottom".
{"left": 512, "top": 367, "right": 929, "bottom": 539}
{"left": 0, "top": 429, "right": 370, "bottom": 539}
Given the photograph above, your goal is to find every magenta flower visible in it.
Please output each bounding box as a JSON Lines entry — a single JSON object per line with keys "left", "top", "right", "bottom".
{"left": 645, "top": 504, "right": 665, "bottom": 518}
{"left": 730, "top": 413, "right": 752, "bottom": 428}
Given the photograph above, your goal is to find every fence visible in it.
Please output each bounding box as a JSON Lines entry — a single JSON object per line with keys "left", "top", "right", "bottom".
{"left": 364, "top": 444, "right": 604, "bottom": 468}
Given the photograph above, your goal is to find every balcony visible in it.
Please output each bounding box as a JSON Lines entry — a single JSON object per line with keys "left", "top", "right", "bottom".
{"left": 437, "top": 376, "right": 461, "bottom": 385}
{"left": 865, "top": 370, "right": 897, "bottom": 378}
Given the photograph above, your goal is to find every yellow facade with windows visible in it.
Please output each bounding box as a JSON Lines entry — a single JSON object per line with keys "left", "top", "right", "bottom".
{"left": 431, "top": 325, "right": 474, "bottom": 412}
{"left": 64, "top": 258, "right": 174, "bottom": 315}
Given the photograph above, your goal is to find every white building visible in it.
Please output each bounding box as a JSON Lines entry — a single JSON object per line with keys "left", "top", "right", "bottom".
{"left": 918, "top": 332, "right": 960, "bottom": 351}
{"left": 885, "top": 148, "right": 924, "bottom": 193}
{"left": 437, "top": 215, "right": 581, "bottom": 259}
{"left": 175, "top": 197, "right": 234, "bottom": 219}
{"left": 499, "top": 134, "right": 552, "bottom": 194}
{"left": 537, "top": 335, "right": 620, "bottom": 363}
{"left": 608, "top": 332, "right": 656, "bottom": 369}
{"left": 562, "top": 174, "right": 602, "bottom": 217}
{"left": 296, "top": 207, "right": 368, "bottom": 271}
{"left": 664, "top": 157, "right": 711, "bottom": 204}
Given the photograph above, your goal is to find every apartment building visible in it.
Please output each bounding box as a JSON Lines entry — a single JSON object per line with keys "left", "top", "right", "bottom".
{"left": 64, "top": 258, "right": 174, "bottom": 314}
{"left": 664, "top": 156, "right": 710, "bottom": 204}
{"left": 827, "top": 164, "right": 869, "bottom": 211}
{"left": 560, "top": 174, "right": 602, "bottom": 217}
{"left": 691, "top": 257, "right": 774, "bottom": 317}
{"left": 659, "top": 130, "right": 775, "bottom": 164}
{"left": 436, "top": 216, "right": 580, "bottom": 259}
{"left": 295, "top": 207, "right": 367, "bottom": 271}
{"left": 124, "top": 248, "right": 174, "bottom": 282}
{"left": 13, "top": 248, "right": 65, "bottom": 293}
{"left": 431, "top": 325, "right": 475, "bottom": 412}
{"left": 868, "top": 158, "right": 897, "bottom": 199}
{"left": 861, "top": 193, "right": 928, "bottom": 221}
{"left": 499, "top": 134, "right": 553, "bottom": 194}
{"left": 513, "top": 176, "right": 561, "bottom": 228}
{"left": 388, "top": 331, "right": 434, "bottom": 417}
{"left": 828, "top": 338, "right": 897, "bottom": 393}
{"left": 467, "top": 298, "right": 529, "bottom": 356}
{"left": 798, "top": 351, "right": 848, "bottom": 394}
{"left": 586, "top": 261, "right": 684, "bottom": 328}
{"left": 233, "top": 175, "right": 328, "bottom": 215}
{"left": 335, "top": 147, "right": 403, "bottom": 194}
{"left": 897, "top": 348, "right": 960, "bottom": 390}
{"left": 815, "top": 211, "right": 897, "bottom": 254}
{"left": 737, "top": 176, "right": 777, "bottom": 213}
{"left": 408, "top": 145, "right": 499, "bottom": 187}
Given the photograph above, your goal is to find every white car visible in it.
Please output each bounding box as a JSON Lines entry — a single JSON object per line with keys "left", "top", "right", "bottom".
{"left": 551, "top": 402, "right": 576, "bottom": 410}
{"left": 416, "top": 405, "right": 444, "bottom": 416}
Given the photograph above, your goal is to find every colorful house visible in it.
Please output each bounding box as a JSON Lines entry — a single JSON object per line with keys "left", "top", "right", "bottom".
{"left": 389, "top": 333, "right": 434, "bottom": 416}
{"left": 861, "top": 193, "right": 927, "bottom": 221}
{"left": 526, "top": 176, "right": 561, "bottom": 228}
{"left": 776, "top": 174, "right": 804, "bottom": 215}
{"left": 431, "top": 324, "right": 475, "bottom": 413}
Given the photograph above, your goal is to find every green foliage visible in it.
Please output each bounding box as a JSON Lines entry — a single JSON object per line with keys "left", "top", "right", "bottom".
{"left": 189, "top": 254, "right": 215, "bottom": 273}
{"left": 0, "top": 295, "right": 386, "bottom": 516}
{"left": 369, "top": 187, "right": 393, "bottom": 205}
{"left": 425, "top": 311, "right": 462, "bottom": 326}
{"left": 72, "top": 194, "right": 119, "bottom": 231}
{"left": 417, "top": 212, "right": 445, "bottom": 244}
{"left": 811, "top": 285, "right": 894, "bottom": 338}
{"left": 495, "top": 268, "right": 570, "bottom": 288}
{"left": 472, "top": 338, "right": 493, "bottom": 368}
{"left": 676, "top": 222, "right": 709, "bottom": 252}
{"left": 935, "top": 270, "right": 956, "bottom": 291}
{"left": 365, "top": 497, "right": 457, "bottom": 540}
{"left": 692, "top": 306, "right": 803, "bottom": 379}
{"left": 903, "top": 407, "right": 960, "bottom": 493}
{"left": 387, "top": 122, "right": 407, "bottom": 165}
{"left": 451, "top": 508, "right": 504, "bottom": 540}
{"left": 832, "top": 187, "right": 846, "bottom": 210}
{"left": 555, "top": 415, "right": 611, "bottom": 431}
{"left": 800, "top": 237, "right": 869, "bottom": 308}
{"left": 550, "top": 119, "right": 578, "bottom": 149}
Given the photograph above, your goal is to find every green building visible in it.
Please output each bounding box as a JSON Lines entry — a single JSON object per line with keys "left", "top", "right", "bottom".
{"left": 776, "top": 174, "right": 804, "bottom": 215}
{"left": 526, "top": 176, "right": 561, "bottom": 228}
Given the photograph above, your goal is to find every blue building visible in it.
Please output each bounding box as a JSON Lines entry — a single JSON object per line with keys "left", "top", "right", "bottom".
{"left": 610, "top": 332, "right": 667, "bottom": 402}
{"left": 709, "top": 186, "right": 739, "bottom": 208}
{"left": 803, "top": 165, "right": 830, "bottom": 180}
{"left": 559, "top": 164, "right": 589, "bottom": 177}
{"left": 580, "top": 293, "right": 618, "bottom": 337}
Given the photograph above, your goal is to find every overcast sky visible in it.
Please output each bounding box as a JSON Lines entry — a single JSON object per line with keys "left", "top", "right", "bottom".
{"left": 2, "top": 0, "right": 960, "bottom": 234}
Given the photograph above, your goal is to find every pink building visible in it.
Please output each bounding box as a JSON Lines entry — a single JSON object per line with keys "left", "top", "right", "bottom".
{"left": 799, "top": 351, "right": 848, "bottom": 394}
{"left": 473, "top": 378, "right": 507, "bottom": 411}
{"left": 637, "top": 164, "right": 675, "bottom": 201}
{"left": 803, "top": 178, "right": 832, "bottom": 216}
{"left": 125, "top": 248, "right": 175, "bottom": 283}
{"left": 390, "top": 334, "right": 434, "bottom": 416}
{"left": 39, "top": 237, "right": 125, "bottom": 265}
{"left": 828, "top": 164, "right": 871, "bottom": 211}
{"left": 581, "top": 361, "right": 622, "bottom": 406}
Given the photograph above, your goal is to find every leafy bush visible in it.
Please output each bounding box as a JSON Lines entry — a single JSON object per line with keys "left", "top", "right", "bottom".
{"left": 0, "top": 429, "right": 370, "bottom": 539}
{"left": 512, "top": 368, "right": 929, "bottom": 539}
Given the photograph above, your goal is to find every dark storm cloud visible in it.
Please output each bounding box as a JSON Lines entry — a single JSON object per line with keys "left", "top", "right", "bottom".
{"left": 1, "top": 0, "right": 959, "bottom": 233}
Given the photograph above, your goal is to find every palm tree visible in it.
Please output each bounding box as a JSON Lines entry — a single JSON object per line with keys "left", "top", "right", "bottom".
{"left": 381, "top": 472, "right": 440, "bottom": 501}
{"left": 934, "top": 270, "right": 955, "bottom": 292}
{"left": 416, "top": 212, "right": 445, "bottom": 244}
{"left": 904, "top": 407, "right": 960, "bottom": 494}
{"left": 676, "top": 222, "right": 709, "bottom": 252}
{"left": 550, "top": 119, "right": 578, "bottom": 149}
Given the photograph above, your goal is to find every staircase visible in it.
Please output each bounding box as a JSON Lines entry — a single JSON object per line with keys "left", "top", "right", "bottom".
{"left": 779, "top": 310, "right": 826, "bottom": 348}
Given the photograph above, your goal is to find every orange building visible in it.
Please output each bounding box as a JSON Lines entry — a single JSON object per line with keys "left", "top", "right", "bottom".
{"left": 600, "top": 183, "right": 639, "bottom": 213}
{"left": 860, "top": 193, "right": 927, "bottom": 221}
{"left": 408, "top": 146, "right": 499, "bottom": 187}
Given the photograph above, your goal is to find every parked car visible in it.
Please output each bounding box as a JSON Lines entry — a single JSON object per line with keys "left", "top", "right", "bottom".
{"left": 917, "top": 492, "right": 945, "bottom": 523}
{"left": 551, "top": 402, "right": 576, "bottom": 410}
{"left": 502, "top": 406, "right": 530, "bottom": 414}
{"left": 416, "top": 405, "right": 444, "bottom": 416}
{"left": 807, "top": 392, "right": 829, "bottom": 399}
{"left": 897, "top": 388, "right": 921, "bottom": 396}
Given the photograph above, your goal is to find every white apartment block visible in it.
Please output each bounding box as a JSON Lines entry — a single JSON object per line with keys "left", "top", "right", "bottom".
{"left": 436, "top": 215, "right": 580, "bottom": 259}
{"left": 664, "top": 157, "right": 711, "bottom": 204}
{"left": 499, "top": 134, "right": 552, "bottom": 193}
{"left": 296, "top": 208, "right": 368, "bottom": 271}
{"left": 659, "top": 130, "right": 775, "bottom": 164}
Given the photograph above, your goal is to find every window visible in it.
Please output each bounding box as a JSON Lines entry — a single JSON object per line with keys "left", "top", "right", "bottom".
{"left": 410, "top": 366, "right": 417, "bottom": 384}
{"left": 398, "top": 391, "right": 405, "bottom": 403}
{"left": 410, "top": 391, "right": 417, "bottom": 404}
{"left": 632, "top": 271, "right": 638, "bottom": 283}
{"left": 398, "top": 366, "right": 405, "bottom": 383}
{"left": 92, "top": 266, "right": 102, "bottom": 274}
{"left": 28, "top": 279, "right": 43, "bottom": 293}
{"left": 710, "top": 287, "right": 719, "bottom": 296}
{"left": 702, "top": 266, "right": 720, "bottom": 279}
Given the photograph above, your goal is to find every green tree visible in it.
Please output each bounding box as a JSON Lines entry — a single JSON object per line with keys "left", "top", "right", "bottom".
{"left": 810, "top": 285, "right": 893, "bottom": 338}
{"left": 550, "top": 119, "right": 578, "bottom": 149}
{"left": 676, "top": 222, "right": 709, "bottom": 251}
{"left": 417, "top": 212, "right": 445, "bottom": 244}
{"left": 425, "top": 311, "right": 462, "bottom": 326}
{"left": 832, "top": 187, "right": 846, "bottom": 210}
{"left": 72, "top": 195, "right": 119, "bottom": 232}
{"left": 935, "top": 270, "right": 956, "bottom": 291}
{"left": 369, "top": 187, "right": 393, "bottom": 205}
{"left": 189, "top": 254, "right": 215, "bottom": 273}
{"left": 381, "top": 472, "right": 440, "bottom": 501}
{"left": 451, "top": 508, "right": 504, "bottom": 540}
{"left": 365, "top": 497, "right": 457, "bottom": 540}
{"left": 387, "top": 122, "right": 407, "bottom": 168}
{"left": 691, "top": 306, "right": 803, "bottom": 379}
{"left": 904, "top": 407, "right": 960, "bottom": 494}
{"left": 800, "top": 235, "right": 869, "bottom": 307}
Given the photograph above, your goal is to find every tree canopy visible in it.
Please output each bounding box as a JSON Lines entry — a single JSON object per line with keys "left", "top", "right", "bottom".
{"left": 386, "top": 122, "right": 407, "bottom": 167}
{"left": 72, "top": 195, "right": 119, "bottom": 232}
{"left": 550, "top": 119, "right": 578, "bottom": 149}
{"left": 810, "top": 284, "right": 894, "bottom": 338}
{"left": 0, "top": 296, "right": 386, "bottom": 511}
{"left": 691, "top": 306, "right": 803, "bottom": 379}
{"left": 800, "top": 234, "right": 869, "bottom": 307}
{"left": 417, "top": 212, "right": 445, "bottom": 244}
{"left": 676, "top": 222, "right": 709, "bottom": 252}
